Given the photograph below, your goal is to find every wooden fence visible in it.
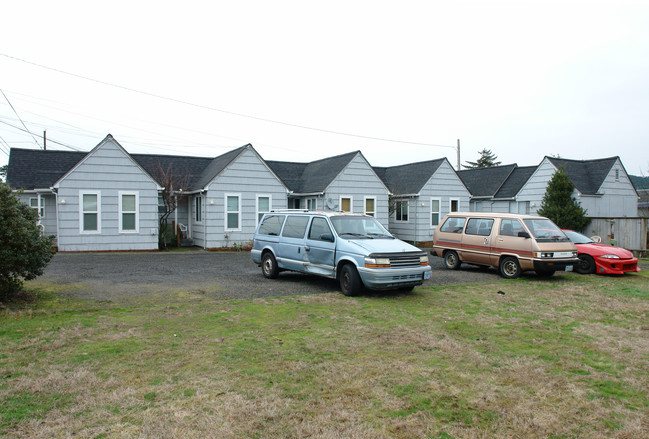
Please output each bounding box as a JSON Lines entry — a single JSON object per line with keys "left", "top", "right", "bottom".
{"left": 585, "top": 217, "right": 648, "bottom": 254}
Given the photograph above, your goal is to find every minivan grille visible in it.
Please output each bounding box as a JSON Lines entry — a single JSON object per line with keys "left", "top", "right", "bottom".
{"left": 389, "top": 254, "right": 422, "bottom": 268}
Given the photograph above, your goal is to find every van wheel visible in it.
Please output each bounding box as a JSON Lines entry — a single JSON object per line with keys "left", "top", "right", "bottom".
{"left": 500, "top": 256, "right": 521, "bottom": 279}
{"left": 340, "top": 264, "right": 362, "bottom": 296}
{"left": 444, "top": 251, "right": 461, "bottom": 270}
{"left": 262, "top": 252, "right": 279, "bottom": 279}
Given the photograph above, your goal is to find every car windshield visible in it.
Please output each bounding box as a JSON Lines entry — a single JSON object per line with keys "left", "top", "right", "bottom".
{"left": 522, "top": 218, "right": 570, "bottom": 242}
{"left": 330, "top": 216, "right": 393, "bottom": 239}
{"left": 563, "top": 230, "right": 595, "bottom": 244}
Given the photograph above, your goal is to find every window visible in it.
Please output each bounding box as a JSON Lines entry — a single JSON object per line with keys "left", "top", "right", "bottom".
{"left": 119, "top": 192, "right": 138, "bottom": 233}
{"left": 499, "top": 219, "right": 524, "bottom": 237}
{"left": 226, "top": 194, "right": 241, "bottom": 231}
{"left": 258, "top": 215, "right": 285, "bottom": 236}
{"left": 395, "top": 200, "right": 408, "bottom": 222}
{"left": 281, "top": 215, "right": 309, "bottom": 238}
{"left": 257, "top": 195, "right": 271, "bottom": 223}
{"left": 364, "top": 197, "right": 375, "bottom": 216}
{"left": 431, "top": 198, "right": 441, "bottom": 227}
{"left": 465, "top": 218, "right": 494, "bottom": 236}
{"left": 308, "top": 217, "right": 332, "bottom": 241}
{"left": 80, "top": 191, "right": 100, "bottom": 233}
{"left": 440, "top": 217, "right": 466, "bottom": 233}
{"left": 615, "top": 169, "right": 620, "bottom": 181}
{"left": 195, "top": 196, "right": 203, "bottom": 223}
{"left": 340, "top": 197, "right": 352, "bottom": 212}
{"left": 29, "top": 197, "right": 44, "bottom": 217}
{"left": 307, "top": 198, "right": 317, "bottom": 210}
{"left": 450, "top": 198, "right": 460, "bottom": 212}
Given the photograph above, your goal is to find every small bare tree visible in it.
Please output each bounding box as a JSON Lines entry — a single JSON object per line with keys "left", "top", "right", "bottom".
{"left": 152, "top": 161, "right": 191, "bottom": 249}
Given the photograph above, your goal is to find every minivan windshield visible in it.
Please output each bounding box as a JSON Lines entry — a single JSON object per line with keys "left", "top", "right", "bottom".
{"left": 522, "top": 218, "right": 570, "bottom": 242}
{"left": 330, "top": 216, "right": 393, "bottom": 239}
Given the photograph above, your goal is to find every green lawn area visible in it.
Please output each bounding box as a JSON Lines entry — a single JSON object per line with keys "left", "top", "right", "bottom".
{"left": 1, "top": 272, "right": 648, "bottom": 438}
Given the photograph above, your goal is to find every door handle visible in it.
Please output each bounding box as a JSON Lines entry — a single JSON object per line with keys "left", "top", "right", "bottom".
{"left": 484, "top": 238, "right": 489, "bottom": 245}
{"left": 305, "top": 246, "right": 310, "bottom": 252}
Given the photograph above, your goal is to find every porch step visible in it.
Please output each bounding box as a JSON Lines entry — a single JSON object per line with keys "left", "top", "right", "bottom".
{"left": 180, "top": 238, "right": 194, "bottom": 247}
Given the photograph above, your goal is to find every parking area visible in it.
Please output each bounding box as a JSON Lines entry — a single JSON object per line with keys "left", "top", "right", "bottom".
{"left": 35, "top": 249, "right": 566, "bottom": 303}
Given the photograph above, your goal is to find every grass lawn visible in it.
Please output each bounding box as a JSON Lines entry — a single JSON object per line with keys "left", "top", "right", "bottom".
{"left": 1, "top": 272, "right": 648, "bottom": 438}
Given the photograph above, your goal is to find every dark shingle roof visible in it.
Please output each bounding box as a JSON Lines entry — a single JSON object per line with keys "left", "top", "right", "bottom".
{"left": 456, "top": 164, "right": 517, "bottom": 197}
{"left": 493, "top": 166, "right": 537, "bottom": 199}
{"left": 546, "top": 156, "right": 618, "bottom": 195}
{"left": 374, "top": 159, "right": 445, "bottom": 195}
{"left": 267, "top": 151, "right": 359, "bottom": 193}
{"left": 629, "top": 175, "right": 649, "bottom": 190}
{"left": 7, "top": 148, "right": 85, "bottom": 189}
{"left": 131, "top": 153, "right": 213, "bottom": 190}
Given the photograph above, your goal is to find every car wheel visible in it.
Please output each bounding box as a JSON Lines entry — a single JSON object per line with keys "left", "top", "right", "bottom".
{"left": 443, "top": 250, "right": 461, "bottom": 270}
{"left": 575, "top": 254, "right": 596, "bottom": 275}
{"left": 261, "top": 252, "right": 279, "bottom": 279}
{"left": 339, "top": 264, "right": 362, "bottom": 296}
{"left": 500, "top": 256, "right": 521, "bottom": 279}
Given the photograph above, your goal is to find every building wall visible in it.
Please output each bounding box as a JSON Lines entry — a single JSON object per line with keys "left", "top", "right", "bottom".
{"left": 578, "top": 160, "right": 638, "bottom": 217}
{"left": 17, "top": 192, "right": 57, "bottom": 238}
{"left": 516, "top": 159, "right": 556, "bottom": 214}
{"left": 54, "top": 139, "right": 160, "bottom": 251}
{"left": 324, "top": 154, "right": 391, "bottom": 226}
{"left": 201, "top": 148, "right": 288, "bottom": 248}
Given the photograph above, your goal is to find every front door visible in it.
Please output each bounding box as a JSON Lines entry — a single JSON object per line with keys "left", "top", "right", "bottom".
{"left": 304, "top": 217, "right": 336, "bottom": 277}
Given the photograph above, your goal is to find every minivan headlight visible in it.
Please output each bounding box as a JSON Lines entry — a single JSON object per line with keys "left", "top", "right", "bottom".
{"left": 420, "top": 255, "right": 429, "bottom": 265}
{"left": 365, "top": 257, "right": 390, "bottom": 268}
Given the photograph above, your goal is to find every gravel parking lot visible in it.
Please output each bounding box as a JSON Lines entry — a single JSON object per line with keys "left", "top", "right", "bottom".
{"left": 35, "top": 248, "right": 591, "bottom": 304}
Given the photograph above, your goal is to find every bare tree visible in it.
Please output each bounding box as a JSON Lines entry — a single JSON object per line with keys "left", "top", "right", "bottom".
{"left": 152, "top": 161, "right": 191, "bottom": 249}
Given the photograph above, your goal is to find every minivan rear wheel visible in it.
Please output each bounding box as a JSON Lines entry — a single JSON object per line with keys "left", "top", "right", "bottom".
{"left": 444, "top": 250, "right": 461, "bottom": 270}
{"left": 339, "top": 264, "right": 362, "bottom": 296}
{"left": 500, "top": 256, "right": 521, "bottom": 279}
{"left": 262, "top": 252, "right": 279, "bottom": 279}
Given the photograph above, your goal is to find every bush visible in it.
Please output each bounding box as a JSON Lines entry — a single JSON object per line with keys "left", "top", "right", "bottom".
{"left": 0, "top": 183, "right": 55, "bottom": 298}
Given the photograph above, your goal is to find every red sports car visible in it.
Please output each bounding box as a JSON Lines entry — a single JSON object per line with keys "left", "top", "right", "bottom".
{"left": 563, "top": 230, "right": 641, "bottom": 275}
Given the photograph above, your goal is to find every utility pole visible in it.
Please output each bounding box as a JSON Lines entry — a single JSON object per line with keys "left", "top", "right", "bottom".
{"left": 43, "top": 130, "right": 47, "bottom": 150}
{"left": 456, "top": 139, "right": 461, "bottom": 170}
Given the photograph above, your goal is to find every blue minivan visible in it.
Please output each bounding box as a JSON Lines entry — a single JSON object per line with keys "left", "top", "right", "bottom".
{"left": 251, "top": 211, "right": 432, "bottom": 296}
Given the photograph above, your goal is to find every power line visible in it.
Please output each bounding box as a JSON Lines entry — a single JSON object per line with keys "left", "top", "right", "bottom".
{"left": 0, "top": 88, "right": 41, "bottom": 148}
{"left": 0, "top": 119, "right": 84, "bottom": 151}
{"left": 1, "top": 53, "right": 456, "bottom": 149}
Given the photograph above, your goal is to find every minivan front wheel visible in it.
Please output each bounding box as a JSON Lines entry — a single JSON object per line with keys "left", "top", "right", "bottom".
{"left": 339, "top": 264, "right": 362, "bottom": 296}
{"left": 500, "top": 256, "right": 521, "bottom": 279}
{"left": 262, "top": 252, "right": 279, "bottom": 279}
{"left": 443, "top": 250, "right": 461, "bottom": 270}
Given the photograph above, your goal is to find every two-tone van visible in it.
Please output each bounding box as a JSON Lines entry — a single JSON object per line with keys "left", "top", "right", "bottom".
{"left": 432, "top": 212, "right": 580, "bottom": 278}
{"left": 251, "top": 210, "right": 432, "bottom": 296}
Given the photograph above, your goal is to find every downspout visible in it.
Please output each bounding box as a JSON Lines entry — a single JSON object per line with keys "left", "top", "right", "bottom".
{"left": 52, "top": 188, "right": 60, "bottom": 250}
{"left": 203, "top": 192, "right": 207, "bottom": 250}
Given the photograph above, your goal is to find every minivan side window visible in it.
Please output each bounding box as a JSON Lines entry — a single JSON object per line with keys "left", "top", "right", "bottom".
{"left": 282, "top": 215, "right": 310, "bottom": 239}
{"left": 440, "top": 217, "right": 466, "bottom": 233}
{"left": 465, "top": 218, "right": 494, "bottom": 236}
{"left": 258, "top": 215, "right": 285, "bottom": 236}
{"left": 308, "top": 217, "right": 333, "bottom": 241}
{"left": 499, "top": 219, "right": 524, "bottom": 237}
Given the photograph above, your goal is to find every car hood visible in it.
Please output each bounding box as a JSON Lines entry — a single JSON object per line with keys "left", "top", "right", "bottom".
{"left": 576, "top": 243, "right": 634, "bottom": 259}
{"left": 346, "top": 238, "right": 424, "bottom": 254}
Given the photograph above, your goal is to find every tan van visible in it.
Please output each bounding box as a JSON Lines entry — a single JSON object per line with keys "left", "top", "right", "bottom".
{"left": 432, "top": 212, "right": 580, "bottom": 278}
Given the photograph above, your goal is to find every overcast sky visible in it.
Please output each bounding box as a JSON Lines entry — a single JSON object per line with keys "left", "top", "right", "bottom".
{"left": 2, "top": 0, "right": 648, "bottom": 175}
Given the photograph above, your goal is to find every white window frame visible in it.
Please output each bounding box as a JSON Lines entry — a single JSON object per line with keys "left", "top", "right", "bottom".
{"left": 307, "top": 198, "right": 317, "bottom": 210}
{"left": 119, "top": 191, "right": 139, "bottom": 233}
{"left": 29, "top": 197, "right": 44, "bottom": 217}
{"left": 395, "top": 199, "right": 409, "bottom": 222}
{"left": 364, "top": 196, "right": 376, "bottom": 216}
{"left": 430, "top": 197, "right": 441, "bottom": 228}
{"left": 79, "top": 190, "right": 101, "bottom": 234}
{"left": 450, "top": 198, "right": 460, "bottom": 213}
{"left": 195, "top": 195, "right": 203, "bottom": 223}
{"left": 225, "top": 193, "right": 242, "bottom": 231}
{"left": 256, "top": 194, "right": 272, "bottom": 224}
{"left": 340, "top": 196, "right": 353, "bottom": 213}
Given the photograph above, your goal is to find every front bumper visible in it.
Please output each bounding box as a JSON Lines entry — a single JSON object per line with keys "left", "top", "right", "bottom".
{"left": 357, "top": 266, "right": 432, "bottom": 291}
{"left": 594, "top": 257, "right": 641, "bottom": 275}
{"left": 533, "top": 258, "right": 581, "bottom": 272}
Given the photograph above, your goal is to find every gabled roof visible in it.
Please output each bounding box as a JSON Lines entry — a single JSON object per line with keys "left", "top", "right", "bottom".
{"left": 546, "top": 156, "right": 618, "bottom": 195}
{"left": 7, "top": 148, "right": 85, "bottom": 190}
{"left": 630, "top": 175, "right": 649, "bottom": 190}
{"left": 493, "top": 166, "right": 537, "bottom": 199}
{"left": 131, "top": 153, "right": 213, "bottom": 190}
{"left": 456, "top": 164, "right": 517, "bottom": 198}
{"left": 373, "top": 158, "right": 446, "bottom": 195}
{"left": 267, "top": 151, "right": 359, "bottom": 194}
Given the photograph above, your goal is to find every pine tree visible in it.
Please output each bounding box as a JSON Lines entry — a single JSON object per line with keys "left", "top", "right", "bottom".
{"left": 537, "top": 169, "right": 590, "bottom": 231}
{"left": 464, "top": 148, "right": 502, "bottom": 169}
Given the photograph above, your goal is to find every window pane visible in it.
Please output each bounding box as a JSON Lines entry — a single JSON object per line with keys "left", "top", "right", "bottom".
{"left": 30, "top": 198, "right": 38, "bottom": 208}
{"left": 282, "top": 216, "right": 309, "bottom": 238}
{"left": 227, "top": 213, "right": 239, "bottom": 229}
{"left": 341, "top": 198, "right": 351, "bottom": 212}
{"left": 258, "top": 197, "right": 269, "bottom": 212}
{"left": 83, "top": 194, "right": 97, "bottom": 211}
{"left": 84, "top": 213, "right": 98, "bottom": 231}
{"left": 259, "top": 215, "right": 285, "bottom": 235}
{"left": 122, "top": 213, "right": 136, "bottom": 230}
{"left": 450, "top": 200, "right": 459, "bottom": 212}
{"left": 227, "top": 196, "right": 239, "bottom": 211}
{"left": 365, "top": 198, "right": 374, "bottom": 212}
{"left": 431, "top": 199, "right": 440, "bottom": 211}
{"left": 308, "top": 217, "right": 332, "bottom": 240}
{"left": 432, "top": 213, "right": 439, "bottom": 226}
{"left": 122, "top": 195, "right": 136, "bottom": 212}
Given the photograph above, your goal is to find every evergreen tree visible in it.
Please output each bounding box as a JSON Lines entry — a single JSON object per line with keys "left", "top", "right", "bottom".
{"left": 0, "top": 165, "right": 7, "bottom": 182}
{"left": 464, "top": 148, "right": 502, "bottom": 169}
{"left": 0, "top": 182, "right": 55, "bottom": 298}
{"left": 537, "top": 169, "right": 590, "bottom": 231}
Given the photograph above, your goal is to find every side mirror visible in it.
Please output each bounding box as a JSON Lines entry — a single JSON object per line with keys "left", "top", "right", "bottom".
{"left": 320, "top": 233, "right": 334, "bottom": 242}
{"left": 518, "top": 231, "right": 531, "bottom": 239}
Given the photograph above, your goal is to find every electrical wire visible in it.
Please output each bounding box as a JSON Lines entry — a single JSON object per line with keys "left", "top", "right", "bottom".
{"left": 0, "top": 119, "right": 84, "bottom": 151}
{"left": 1, "top": 88, "right": 41, "bottom": 148}
{"left": 1, "top": 53, "right": 456, "bottom": 149}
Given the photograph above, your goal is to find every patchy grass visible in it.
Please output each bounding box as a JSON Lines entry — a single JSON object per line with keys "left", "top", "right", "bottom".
{"left": 1, "top": 272, "right": 648, "bottom": 438}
